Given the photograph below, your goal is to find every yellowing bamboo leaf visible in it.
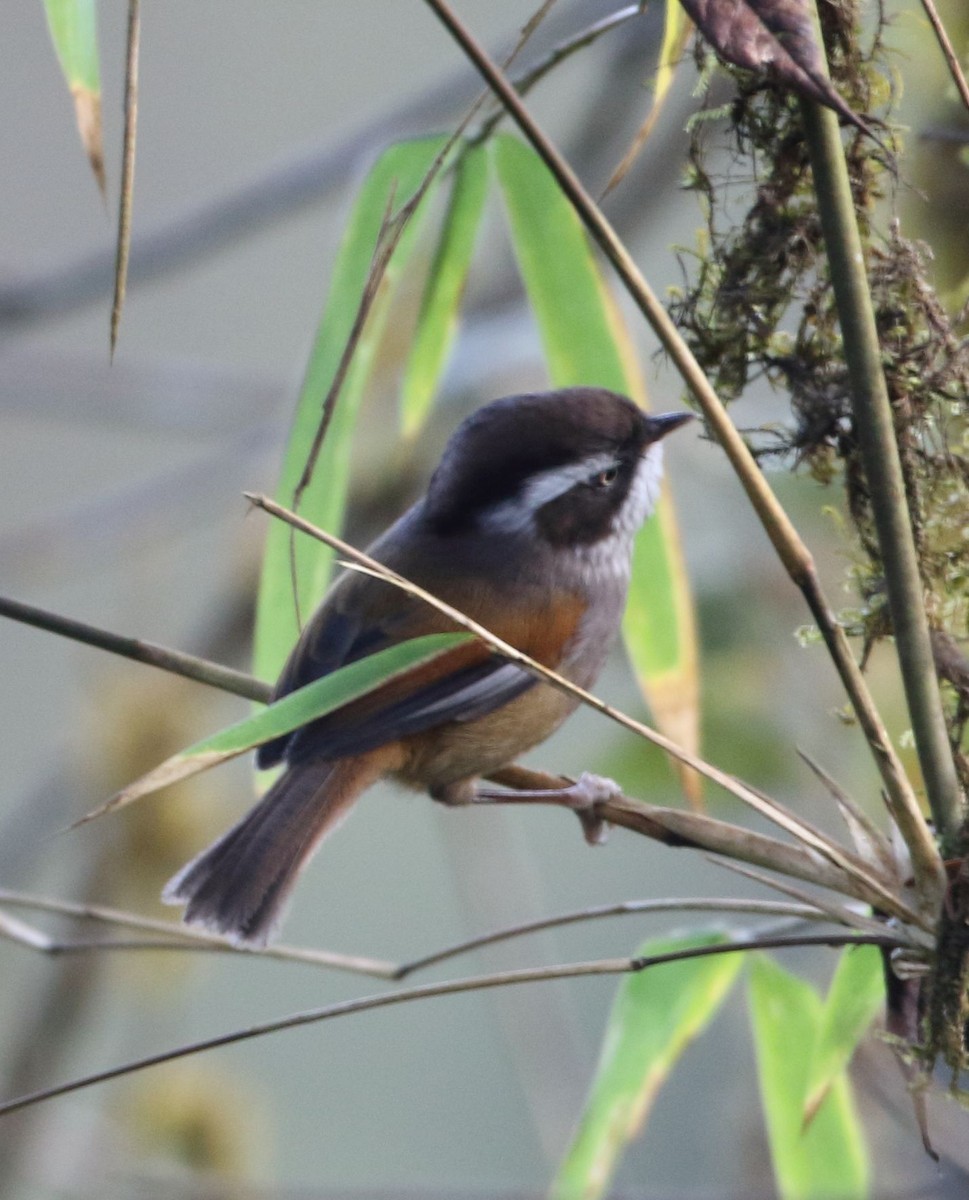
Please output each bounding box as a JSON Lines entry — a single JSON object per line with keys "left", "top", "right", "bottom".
{"left": 604, "top": 0, "right": 694, "bottom": 195}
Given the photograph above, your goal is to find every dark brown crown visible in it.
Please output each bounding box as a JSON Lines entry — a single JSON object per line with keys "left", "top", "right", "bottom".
{"left": 423, "top": 388, "right": 690, "bottom": 540}
{"left": 425, "top": 389, "right": 641, "bottom": 534}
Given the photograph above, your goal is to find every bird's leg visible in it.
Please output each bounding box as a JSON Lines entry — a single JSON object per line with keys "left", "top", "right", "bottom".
{"left": 470, "top": 764, "right": 620, "bottom": 846}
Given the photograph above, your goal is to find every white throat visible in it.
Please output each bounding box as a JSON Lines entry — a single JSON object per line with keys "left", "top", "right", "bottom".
{"left": 479, "top": 442, "right": 665, "bottom": 584}
{"left": 618, "top": 441, "right": 664, "bottom": 535}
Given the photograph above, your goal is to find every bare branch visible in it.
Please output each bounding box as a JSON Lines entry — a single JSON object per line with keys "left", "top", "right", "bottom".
{"left": 0, "top": 931, "right": 902, "bottom": 1120}
{"left": 0, "top": 890, "right": 396, "bottom": 978}
{"left": 395, "top": 897, "right": 842, "bottom": 977}
{"left": 0, "top": 593, "right": 271, "bottom": 704}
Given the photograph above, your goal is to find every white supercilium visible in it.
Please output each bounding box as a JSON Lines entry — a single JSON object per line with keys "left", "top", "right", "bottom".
{"left": 480, "top": 443, "right": 665, "bottom": 585}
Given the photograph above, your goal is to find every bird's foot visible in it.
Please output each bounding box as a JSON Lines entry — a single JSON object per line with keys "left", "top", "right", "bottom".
{"left": 472, "top": 771, "right": 620, "bottom": 846}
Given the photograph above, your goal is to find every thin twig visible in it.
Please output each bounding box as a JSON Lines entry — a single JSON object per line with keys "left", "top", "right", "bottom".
{"left": 797, "top": 747, "right": 896, "bottom": 878}
{"left": 110, "top": 0, "right": 140, "bottom": 359}
{"left": 248, "top": 492, "right": 926, "bottom": 928}
{"left": 0, "top": 593, "right": 271, "bottom": 704}
{"left": 0, "top": 888, "right": 854, "bottom": 981}
{"left": 474, "top": 4, "right": 645, "bottom": 144}
{"left": 800, "top": 64, "right": 963, "bottom": 845}
{"left": 0, "top": 931, "right": 903, "bottom": 1119}
{"left": 394, "top": 897, "right": 842, "bottom": 977}
{"left": 0, "top": 890, "right": 396, "bottom": 978}
{"left": 709, "top": 859, "right": 919, "bottom": 945}
{"left": 419, "top": 0, "right": 946, "bottom": 909}
{"left": 291, "top": 189, "right": 402, "bottom": 513}
{"left": 919, "top": 0, "right": 969, "bottom": 115}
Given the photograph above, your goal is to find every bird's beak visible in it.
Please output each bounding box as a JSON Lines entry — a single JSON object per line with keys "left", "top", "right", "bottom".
{"left": 644, "top": 410, "right": 695, "bottom": 442}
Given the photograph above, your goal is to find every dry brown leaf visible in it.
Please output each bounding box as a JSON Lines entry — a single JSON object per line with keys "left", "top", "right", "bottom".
{"left": 679, "top": 0, "right": 879, "bottom": 143}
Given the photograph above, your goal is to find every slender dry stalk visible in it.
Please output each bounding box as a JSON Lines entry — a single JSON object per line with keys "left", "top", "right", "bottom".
{"left": 110, "top": 0, "right": 140, "bottom": 358}
{"left": 920, "top": 0, "right": 969, "bottom": 115}
{"left": 3, "top": 887, "right": 868, "bottom": 978}
{"left": 0, "top": 594, "right": 270, "bottom": 703}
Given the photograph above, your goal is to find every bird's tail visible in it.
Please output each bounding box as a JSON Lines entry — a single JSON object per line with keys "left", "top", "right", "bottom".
{"left": 163, "top": 757, "right": 373, "bottom": 945}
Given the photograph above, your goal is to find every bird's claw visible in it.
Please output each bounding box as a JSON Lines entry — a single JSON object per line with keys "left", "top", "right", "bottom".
{"left": 561, "top": 773, "right": 621, "bottom": 845}
{"left": 471, "top": 771, "right": 620, "bottom": 845}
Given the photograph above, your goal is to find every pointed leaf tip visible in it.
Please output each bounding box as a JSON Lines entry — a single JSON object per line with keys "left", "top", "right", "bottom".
{"left": 44, "top": 0, "right": 106, "bottom": 197}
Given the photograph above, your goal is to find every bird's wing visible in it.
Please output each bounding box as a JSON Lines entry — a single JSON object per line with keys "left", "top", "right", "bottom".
{"left": 257, "top": 547, "right": 587, "bottom": 769}
{"left": 257, "top": 587, "right": 539, "bottom": 769}
{"left": 284, "top": 645, "right": 535, "bottom": 764}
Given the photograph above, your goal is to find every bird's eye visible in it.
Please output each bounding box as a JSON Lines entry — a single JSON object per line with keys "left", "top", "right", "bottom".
{"left": 592, "top": 465, "right": 619, "bottom": 488}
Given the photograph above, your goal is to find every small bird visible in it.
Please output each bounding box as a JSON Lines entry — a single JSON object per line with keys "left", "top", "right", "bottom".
{"left": 164, "top": 388, "right": 692, "bottom": 944}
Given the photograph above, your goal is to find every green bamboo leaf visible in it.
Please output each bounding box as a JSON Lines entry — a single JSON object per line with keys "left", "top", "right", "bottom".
{"left": 400, "top": 144, "right": 488, "bottom": 437}
{"left": 78, "top": 633, "right": 469, "bottom": 825}
{"left": 803, "top": 945, "right": 884, "bottom": 1127}
{"left": 494, "top": 134, "right": 625, "bottom": 388}
{"left": 493, "top": 133, "right": 699, "bottom": 790}
{"left": 749, "top": 955, "right": 870, "bottom": 1200}
{"left": 43, "top": 0, "right": 105, "bottom": 197}
{"left": 551, "top": 932, "right": 742, "bottom": 1200}
{"left": 253, "top": 135, "right": 448, "bottom": 684}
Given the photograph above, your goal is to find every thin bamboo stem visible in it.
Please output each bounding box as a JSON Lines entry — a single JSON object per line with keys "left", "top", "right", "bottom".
{"left": 800, "top": 50, "right": 963, "bottom": 842}
{"left": 0, "top": 594, "right": 271, "bottom": 703}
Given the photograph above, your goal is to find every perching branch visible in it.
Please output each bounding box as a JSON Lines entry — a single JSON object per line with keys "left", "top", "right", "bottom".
{"left": 0, "top": 572, "right": 922, "bottom": 928}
